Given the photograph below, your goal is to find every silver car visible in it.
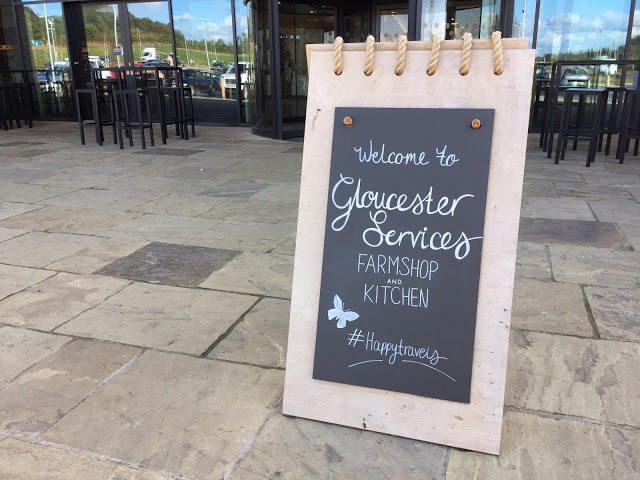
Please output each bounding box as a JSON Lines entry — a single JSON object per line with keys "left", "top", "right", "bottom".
{"left": 560, "top": 67, "right": 591, "bottom": 87}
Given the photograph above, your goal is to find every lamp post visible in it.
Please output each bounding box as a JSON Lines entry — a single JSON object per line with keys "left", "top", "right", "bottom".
{"left": 113, "top": 5, "right": 120, "bottom": 67}
{"left": 43, "top": 4, "right": 56, "bottom": 82}
{"left": 199, "top": 18, "right": 210, "bottom": 68}
{"left": 48, "top": 19, "right": 57, "bottom": 61}
{"left": 522, "top": 0, "right": 526, "bottom": 38}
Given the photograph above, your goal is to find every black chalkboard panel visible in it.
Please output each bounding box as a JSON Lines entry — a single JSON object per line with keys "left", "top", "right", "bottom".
{"left": 312, "top": 107, "right": 494, "bottom": 403}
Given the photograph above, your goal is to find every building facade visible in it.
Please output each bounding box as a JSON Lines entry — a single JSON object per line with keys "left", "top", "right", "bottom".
{"left": 0, "top": 0, "right": 638, "bottom": 138}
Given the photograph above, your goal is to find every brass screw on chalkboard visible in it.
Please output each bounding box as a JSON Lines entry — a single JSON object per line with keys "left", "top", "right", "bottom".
{"left": 471, "top": 119, "right": 482, "bottom": 129}
{"left": 343, "top": 116, "right": 354, "bottom": 127}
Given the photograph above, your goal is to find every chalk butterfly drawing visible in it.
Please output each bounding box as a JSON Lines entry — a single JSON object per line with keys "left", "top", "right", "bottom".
{"left": 328, "top": 294, "right": 360, "bottom": 328}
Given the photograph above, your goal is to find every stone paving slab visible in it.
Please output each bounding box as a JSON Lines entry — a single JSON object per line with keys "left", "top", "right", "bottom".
{"left": 96, "top": 242, "right": 239, "bottom": 287}
{"left": 131, "top": 193, "right": 225, "bottom": 217}
{"left": 0, "top": 264, "right": 56, "bottom": 300}
{"left": 42, "top": 350, "right": 284, "bottom": 480}
{"left": 554, "top": 183, "right": 637, "bottom": 201}
{"left": 209, "top": 298, "right": 290, "bottom": 368}
{"left": 0, "top": 439, "right": 163, "bottom": 480}
{"left": 0, "top": 185, "right": 77, "bottom": 204}
{"left": 518, "top": 217, "right": 631, "bottom": 250}
{"left": 248, "top": 182, "right": 301, "bottom": 204}
{"left": 36, "top": 172, "right": 120, "bottom": 189}
{"left": 98, "top": 175, "right": 175, "bottom": 193}
{"left": 200, "top": 252, "right": 294, "bottom": 298}
{"left": 585, "top": 286, "right": 640, "bottom": 343}
{"left": 0, "top": 273, "right": 130, "bottom": 330}
{"left": 0, "top": 232, "right": 100, "bottom": 268}
{"left": 520, "top": 197, "right": 595, "bottom": 221}
{"left": 270, "top": 232, "right": 296, "bottom": 256}
{"left": 589, "top": 200, "right": 640, "bottom": 223}
{"left": 446, "top": 410, "right": 640, "bottom": 480}
{"left": 230, "top": 414, "right": 448, "bottom": 480}
{"left": 514, "top": 242, "right": 552, "bottom": 280}
{"left": 0, "top": 326, "right": 70, "bottom": 387}
{"left": 0, "top": 206, "right": 142, "bottom": 235}
{"left": 521, "top": 181, "right": 557, "bottom": 198}
{"left": 0, "top": 167, "right": 57, "bottom": 184}
{"left": 0, "top": 202, "right": 43, "bottom": 221}
{"left": 506, "top": 331, "right": 640, "bottom": 427}
{"left": 41, "top": 188, "right": 161, "bottom": 211}
{"left": 618, "top": 222, "right": 640, "bottom": 250}
{"left": 41, "top": 237, "right": 147, "bottom": 274}
{"left": 98, "top": 214, "right": 221, "bottom": 244}
{"left": 197, "top": 182, "right": 270, "bottom": 198}
{"left": 511, "top": 279, "right": 593, "bottom": 337}
{"left": 549, "top": 245, "right": 640, "bottom": 288}
{"left": 0, "top": 340, "right": 140, "bottom": 439}
{"left": 0, "top": 226, "right": 28, "bottom": 243}
{"left": 199, "top": 198, "right": 297, "bottom": 224}
{"left": 57, "top": 283, "right": 257, "bottom": 355}
{"left": 188, "top": 221, "right": 295, "bottom": 253}
{"left": 581, "top": 171, "right": 640, "bottom": 187}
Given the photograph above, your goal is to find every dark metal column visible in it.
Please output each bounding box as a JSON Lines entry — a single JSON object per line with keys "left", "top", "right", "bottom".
{"left": 268, "top": 0, "right": 282, "bottom": 139}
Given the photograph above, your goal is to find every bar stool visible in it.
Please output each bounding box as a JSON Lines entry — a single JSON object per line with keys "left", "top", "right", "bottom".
{"left": 95, "top": 82, "right": 118, "bottom": 144}
{"left": 616, "top": 88, "right": 640, "bottom": 164}
{"left": 74, "top": 89, "right": 103, "bottom": 145}
{"left": 555, "top": 88, "right": 608, "bottom": 167}
{"left": 182, "top": 86, "right": 195, "bottom": 138}
{"left": 113, "top": 89, "right": 154, "bottom": 149}
{"left": 158, "top": 86, "right": 185, "bottom": 143}
{"left": 594, "top": 86, "right": 626, "bottom": 156}
{"left": 0, "top": 87, "right": 10, "bottom": 131}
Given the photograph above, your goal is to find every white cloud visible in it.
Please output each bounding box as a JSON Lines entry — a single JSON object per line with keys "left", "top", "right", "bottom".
{"left": 174, "top": 12, "right": 193, "bottom": 21}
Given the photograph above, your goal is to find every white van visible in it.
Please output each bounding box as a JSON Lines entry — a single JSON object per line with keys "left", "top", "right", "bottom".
{"left": 141, "top": 48, "right": 158, "bottom": 62}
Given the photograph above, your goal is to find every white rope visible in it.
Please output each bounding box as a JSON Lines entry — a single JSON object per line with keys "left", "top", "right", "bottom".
{"left": 427, "top": 34, "right": 441, "bottom": 76}
{"left": 491, "top": 31, "right": 504, "bottom": 75}
{"left": 395, "top": 35, "right": 407, "bottom": 75}
{"left": 459, "top": 32, "right": 472, "bottom": 76}
{"left": 364, "top": 35, "right": 375, "bottom": 76}
{"left": 334, "top": 36, "right": 344, "bottom": 75}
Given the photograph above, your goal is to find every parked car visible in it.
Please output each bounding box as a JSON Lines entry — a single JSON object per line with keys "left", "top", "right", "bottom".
{"left": 142, "top": 59, "right": 170, "bottom": 67}
{"left": 211, "top": 60, "right": 226, "bottom": 71}
{"left": 220, "top": 62, "right": 249, "bottom": 90}
{"left": 88, "top": 57, "right": 112, "bottom": 79}
{"left": 179, "top": 69, "right": 221, "bottom": 96}
{"left": 536, "top": 65, "right": 551, "bottom": 80}
{"left": 559, "top": 67, "right": 591, "bottom": 87}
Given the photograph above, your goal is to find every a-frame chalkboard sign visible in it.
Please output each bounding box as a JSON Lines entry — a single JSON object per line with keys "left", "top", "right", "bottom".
{"left": 283, "top": 33, "right": 534, "bottom": 455}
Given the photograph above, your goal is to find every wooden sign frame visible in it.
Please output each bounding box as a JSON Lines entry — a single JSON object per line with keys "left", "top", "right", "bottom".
{"left": 283, "top": 37, "right": 534, "bottom": 455}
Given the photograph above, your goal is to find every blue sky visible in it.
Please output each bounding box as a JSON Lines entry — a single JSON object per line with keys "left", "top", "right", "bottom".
{"left": 128, "top": 0, "right": 245, "bottom": 43}
{"left": 513, "top": 0, "right": 637, "bottom": 55}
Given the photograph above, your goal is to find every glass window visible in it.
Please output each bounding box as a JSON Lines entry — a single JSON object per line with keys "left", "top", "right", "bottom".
{"left": 379, "top": 7, "right": 408, "bottom": 43}
{"left": 535, "top": 0, "right": 631, "bottom": 87}
{"left": 536, "top": 0, "right": 630, "bottom": 62}
{"left": 172, "top": 0, "right": 239, "bottom": 124}
{"left": 420, "top": 0, "right": 501, "bottom": 40}
{"left": 512, "top": 0, "right": 536, "bottom": 48}
{"left": 19, "top": 2, "right": 73, "bottom": 117}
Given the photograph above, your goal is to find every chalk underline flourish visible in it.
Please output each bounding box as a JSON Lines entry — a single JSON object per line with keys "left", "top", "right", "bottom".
{"left": 347, "top": 359, "right": 456, "bottom": 382}
{"left": 401, "top": 360, "right": 456, "bottom": 381}
{"left": 348, "top": 359, "right": 384, "bottom": 367}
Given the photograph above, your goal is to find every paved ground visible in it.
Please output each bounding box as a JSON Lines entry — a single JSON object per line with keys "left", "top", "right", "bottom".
{"left": 0, "top": 122, "right": 639, "bottom": 480}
